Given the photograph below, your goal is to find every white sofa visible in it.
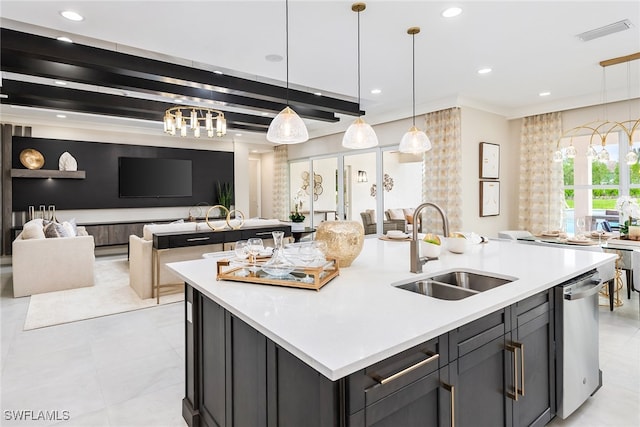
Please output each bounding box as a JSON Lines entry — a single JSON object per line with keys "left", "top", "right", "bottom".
{"left": 128, "top": 219, "right": 287, "bottom": 300}
{"left": 12, "top": 221, "right": 95, "bottom": 297}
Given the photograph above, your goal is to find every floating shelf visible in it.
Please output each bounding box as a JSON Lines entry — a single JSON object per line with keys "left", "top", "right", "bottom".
{"left": 11, "top": 169, "right": 86, "bottom": 179}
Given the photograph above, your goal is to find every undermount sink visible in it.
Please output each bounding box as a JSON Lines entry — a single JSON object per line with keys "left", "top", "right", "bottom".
{"left": 396, "top": 280, "right": 479, "bottom": 300}
{"left": 394, "top": 270, "right": 516, "bottom": 300}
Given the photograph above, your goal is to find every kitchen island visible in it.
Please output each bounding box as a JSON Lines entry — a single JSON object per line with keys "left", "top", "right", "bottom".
{"left": 168, "top": 238, "right": 616, "bottom": 427}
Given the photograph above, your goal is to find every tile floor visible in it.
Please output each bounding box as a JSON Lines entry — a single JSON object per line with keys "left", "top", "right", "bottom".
{"left": 1, "top": 255, "right": 639, "bottom": 427}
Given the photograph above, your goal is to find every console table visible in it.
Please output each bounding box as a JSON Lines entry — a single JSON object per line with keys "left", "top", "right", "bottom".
{"left": 152, "top": 224, "right": 292, "bottom": 303}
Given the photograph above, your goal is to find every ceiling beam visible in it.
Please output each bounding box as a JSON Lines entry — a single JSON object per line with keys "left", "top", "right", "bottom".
{"left": 1, "top": 28, "right": 363, "bottom": 117}
{"left": 1, "top": 80, "right": 270, "bottom": 133}
{"left": 1, "top": 53, "right": 340, "bottom": 123}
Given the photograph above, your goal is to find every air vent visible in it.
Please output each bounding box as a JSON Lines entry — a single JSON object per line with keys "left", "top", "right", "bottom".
{"left": 577, "top": 19, "right": 633, "bottom": 42}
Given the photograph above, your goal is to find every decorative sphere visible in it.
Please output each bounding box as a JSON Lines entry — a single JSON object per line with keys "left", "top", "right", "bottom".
{"left": 315, "top": 221, "right": 364, "bottom": 268}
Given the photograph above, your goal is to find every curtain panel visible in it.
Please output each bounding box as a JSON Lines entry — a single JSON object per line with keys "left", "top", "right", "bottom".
{"left": 518, "top": 112, "right": 564, "bottom": 234}
{"left": 273, "top": 145, "right": 290, "bottom": 221}
{"left": 421, "top": 107, "right": 463, "bottom": 233}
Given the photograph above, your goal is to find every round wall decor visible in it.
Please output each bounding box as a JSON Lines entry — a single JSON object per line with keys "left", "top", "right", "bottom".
{"left": 19, "top": 148, "right": 45, "bottom": 170}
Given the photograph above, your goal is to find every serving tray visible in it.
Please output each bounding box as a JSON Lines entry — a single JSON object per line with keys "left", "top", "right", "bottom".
{"left": 216, "top": 258, "right": 339, "bottom": 291}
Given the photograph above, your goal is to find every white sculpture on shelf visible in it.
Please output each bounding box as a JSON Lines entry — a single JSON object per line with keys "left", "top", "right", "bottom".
{"left": 58, "top": 152, "right": 78, "bottom": 171}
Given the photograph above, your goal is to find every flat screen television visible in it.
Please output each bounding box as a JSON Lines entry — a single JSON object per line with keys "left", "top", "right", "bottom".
{"left": 119, "top": 157, "right": 192, "bottom": 198}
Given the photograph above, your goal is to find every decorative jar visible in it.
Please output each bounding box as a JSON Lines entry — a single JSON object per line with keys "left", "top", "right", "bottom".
{"left": 315, "top": 221, "right": 364, "bottom": 268}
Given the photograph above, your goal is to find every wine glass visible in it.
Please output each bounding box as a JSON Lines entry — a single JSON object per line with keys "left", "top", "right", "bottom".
{"left": 247, "top": 238, "right": 264, "bottom": 271}
{"left": 233, "top": 240, "right": 249, "bottom": 276}
{"left": 298, "top": 242, "right": 318, "bottom": 283}
{"left": 234, "top": 240, "right": 249, "bottom": 261}
{"left": 576, "top": 217, "right": 586, "bottom": 237}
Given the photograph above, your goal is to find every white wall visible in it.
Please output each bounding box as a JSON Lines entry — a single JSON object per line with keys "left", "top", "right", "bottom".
{"left": 260, "top": 151, "right": 275, "bottom": 218}
{"left": 460, "top": 107, "right": 513, "bottom": 237}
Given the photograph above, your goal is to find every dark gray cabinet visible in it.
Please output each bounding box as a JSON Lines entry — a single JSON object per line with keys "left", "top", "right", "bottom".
{"left": 347, "top": 337, "right": 451, "bottom": 427}
{"left": 511, "top": 291, "right": 555, "bottom": 427}
{"left": 446, "top": 290, "right": 555, "bottom": 427}
{"left": 184, "top": 286, "right": 555, "bottom": 427}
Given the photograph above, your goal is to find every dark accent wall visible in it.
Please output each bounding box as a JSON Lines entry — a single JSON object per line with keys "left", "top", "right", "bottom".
{"left": 12, "top": 136, "right": 234, "bottom": 211}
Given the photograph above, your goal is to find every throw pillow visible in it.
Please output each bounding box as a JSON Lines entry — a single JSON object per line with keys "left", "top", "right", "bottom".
{"left": 62, "top": 218, "right": 78, "bottom": 237}
{"left": 21, "top": 222, "right": 46, "bottom": 240}
{"left": 43, "top": 220, "right": 72, "bottom": 238}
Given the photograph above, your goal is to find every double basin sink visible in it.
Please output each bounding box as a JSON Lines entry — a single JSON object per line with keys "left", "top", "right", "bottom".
{"left": 395, "top": 270, "right": 516, "bottom": 300}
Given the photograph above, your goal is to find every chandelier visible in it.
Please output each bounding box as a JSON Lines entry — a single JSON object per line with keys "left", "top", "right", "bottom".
{"left": 163, "top": 106, "right": 227, "bottom": 138}
{"left": 553, "top": 52, "right": 639, "bottom": 164}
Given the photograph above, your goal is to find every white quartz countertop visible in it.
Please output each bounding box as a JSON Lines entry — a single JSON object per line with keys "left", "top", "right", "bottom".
{"left": 167, "top": 238, "right": 616, "bottom": 381}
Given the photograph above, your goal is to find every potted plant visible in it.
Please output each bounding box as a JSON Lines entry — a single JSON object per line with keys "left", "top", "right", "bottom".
{"left": 216, "top": 182, "right": 233, "bottom": 214}
{"left": 290, "top": 194, "right": 306, "bottom": 231}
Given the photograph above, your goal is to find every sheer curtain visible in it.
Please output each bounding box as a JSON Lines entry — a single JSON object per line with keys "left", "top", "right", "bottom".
{"left": 518, "top": 112, "right": 564, "bottom": 234}
{"left": 421, "top": 107, "right": 463, "bottom": 232}
{"left": 273, "top": 145, "right": 289, "bottom": 221}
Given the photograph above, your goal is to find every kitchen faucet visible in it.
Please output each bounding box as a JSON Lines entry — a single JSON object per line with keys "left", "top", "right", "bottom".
{"left": 410, "top": 202, "right": 450, "bottom": 273}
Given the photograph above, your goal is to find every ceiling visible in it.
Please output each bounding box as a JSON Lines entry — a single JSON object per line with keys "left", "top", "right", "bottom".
{"left": 1, "top": 1, "right": 640, "bottom": 145}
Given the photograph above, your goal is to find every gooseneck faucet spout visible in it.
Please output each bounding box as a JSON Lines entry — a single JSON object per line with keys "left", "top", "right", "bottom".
{"left": 410, "top": 202, "right": 450, "bottom": 273}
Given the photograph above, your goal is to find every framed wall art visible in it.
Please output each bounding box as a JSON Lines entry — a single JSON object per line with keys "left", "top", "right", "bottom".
{"left": 480, "top": 181, "right": 500, "bottom": 217}
{"left": 479, "top": 142, "right": 500, "bottom": 179}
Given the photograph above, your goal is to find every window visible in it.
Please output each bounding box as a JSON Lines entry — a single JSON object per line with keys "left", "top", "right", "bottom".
{"left": 561, "top": 127, "right": 640, "bottom": 232}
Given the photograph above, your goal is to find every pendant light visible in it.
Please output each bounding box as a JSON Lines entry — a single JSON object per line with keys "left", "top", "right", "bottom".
{"left": 342, "top": 2, "right": 378, "bottom": 149}
{"left": 399, "top": 27, "right": 432, "bottom": 154}
{"left": 267, "top": 0, "right": 309, "bottom": 144}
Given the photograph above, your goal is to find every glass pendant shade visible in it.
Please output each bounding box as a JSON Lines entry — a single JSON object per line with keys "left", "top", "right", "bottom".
{"left": 267, "top": 106, "right": 309, "bottom": 144}
{"left": 586, "top": 144, "right": 598, "bottom": 160}
{"left": 552, "top": 150, "right": 564, "bottom": 162}
{"left": 565, "top": 145, "right": 577, "bottom": 159}
{"left": 597, "top": 147, "right": 610, "bottom": 162}
{"left": 626, "top": 150, "right": 638, "bottom": 165}
{"left": 342, "top": 117, "right": 379, "bottom": 149}
{"left": 399, "top": 126, "right": 432, "bottom": 154}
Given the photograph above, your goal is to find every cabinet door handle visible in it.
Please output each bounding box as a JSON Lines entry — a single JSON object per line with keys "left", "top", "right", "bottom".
{"left": 507, "top": 342, "right": 525, "bottom": 399}
{"left": 506, "top": 344, "right": 519, "bottom": 401}
{"left": 517, "top": 342, "right": 525, "bottom": 396}
{"left": 442, "top": 382, "right": 455, "bottom": 427}
{"left": 255, "top": 231, "right": 274, "bottom": 236}
{"left": 187, "top": 237, "right": 210, "bottom": 242}
{"left": 371, "top": 351, "right": 439, "bottom": 385}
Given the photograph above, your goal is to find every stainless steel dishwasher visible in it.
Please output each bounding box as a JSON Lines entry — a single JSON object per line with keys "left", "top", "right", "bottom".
{"left": 554, "top": 269, "right": 603, "bottom": 419}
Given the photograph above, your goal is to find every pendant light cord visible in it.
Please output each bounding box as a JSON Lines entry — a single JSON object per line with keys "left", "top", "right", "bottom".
{"left": 357, "top": 8, "right": 361, "bottom": 108}
{"left": 411, "top": 32, "right": 416, "bottom": 127}
{"left": 285, "top": 0, "right": 290, "bottom": 106}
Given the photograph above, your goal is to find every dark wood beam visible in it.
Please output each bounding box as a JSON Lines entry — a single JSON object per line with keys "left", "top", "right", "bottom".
{"left": 1, "top": 28, "right": 362, "bottom": 117}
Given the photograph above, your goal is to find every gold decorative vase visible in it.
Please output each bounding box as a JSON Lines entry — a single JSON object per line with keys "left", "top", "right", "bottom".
{"left": 315, "top": 221, "right": 364, "bottom": 268}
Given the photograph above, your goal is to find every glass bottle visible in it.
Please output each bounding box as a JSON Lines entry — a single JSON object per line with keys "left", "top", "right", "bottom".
{"left": 261, "top": 231, "right": 295, "bottom": 278}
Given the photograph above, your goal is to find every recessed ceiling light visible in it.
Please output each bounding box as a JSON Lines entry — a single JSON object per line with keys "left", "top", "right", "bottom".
{"left": 54, "top": 80, "right": 67, "bottom": 85}
{"left": 261, "top": 112, "right": 270, "bottom": 116}
{"left": 174, "top": 99, "right": 184, "bottom": 103}
{"left": 539, "top": 91, "right": 551, "bottom": 97}
{"left": 213, "top": 70, "right": 223, "bottom": 75}
{"left": 442, "top": 7, "right": 462, "bottom": 18}
{"left": 314, "top": 92, "right": 322, "bottom": 96}
{"left": 251, "top": 150, "right": 259, "bottom": 153}
{"left": 56, "top": 114, "right": 67, "bottom": 119}
{"left": 371, "top": 88, "right": 382, "bottom": 94}
{"left": 60, "top": 10, "right": 84, "bottom": 21}
{"left": 477, "top": 67, "right": 492, "bottom": 75}
{"left": 56, "top": 36, "right": 73, "bottom": 43}
{"left": 265, "top": 54, "right": 283, "bottom": 62}
{"left": 235, "top": 133, "right": 243, "bottom": 137}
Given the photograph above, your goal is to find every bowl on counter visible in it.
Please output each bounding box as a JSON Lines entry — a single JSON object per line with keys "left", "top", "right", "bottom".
{"left": 420, "top": 241, "right": 442, "bottom": 258}
{"left": 446, "top": 236, "right": 469, "bottom": 254}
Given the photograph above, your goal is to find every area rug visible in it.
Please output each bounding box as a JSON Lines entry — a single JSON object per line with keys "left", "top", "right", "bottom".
{"left": 23, "top": 257, "right": 183, "bottom": 330}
